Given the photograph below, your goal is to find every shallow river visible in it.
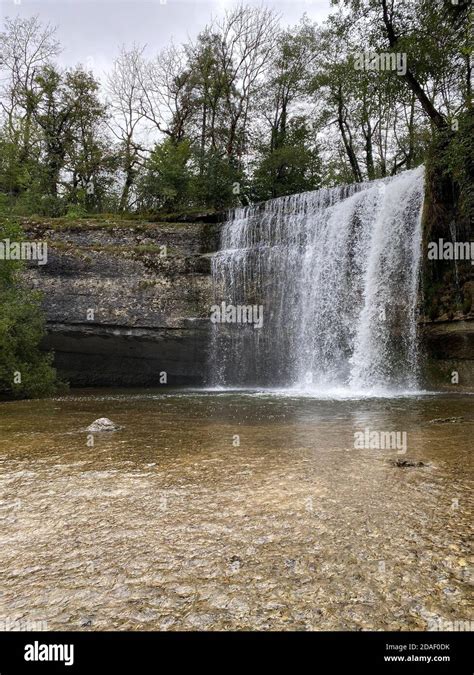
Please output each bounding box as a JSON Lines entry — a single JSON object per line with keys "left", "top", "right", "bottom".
{"left": 0, "top": 389, "right": 472, "bottom": 631}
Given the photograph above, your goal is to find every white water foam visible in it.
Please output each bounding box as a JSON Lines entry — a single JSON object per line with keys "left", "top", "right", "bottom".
{"left": 211, "top": 166, "right": 425, "bottom": 393}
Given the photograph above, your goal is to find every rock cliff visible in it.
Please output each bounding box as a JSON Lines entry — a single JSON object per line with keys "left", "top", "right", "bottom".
{"left": 22, "top": 217, "right": 219, "bottom": 386}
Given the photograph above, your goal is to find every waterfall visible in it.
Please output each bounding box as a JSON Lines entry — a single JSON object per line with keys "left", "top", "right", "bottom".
{"left": 210, "top": 166, "right": 425, "bottom": 394}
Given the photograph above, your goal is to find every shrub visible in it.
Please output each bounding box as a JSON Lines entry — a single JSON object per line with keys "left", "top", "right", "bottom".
{"left": 0, "top": 218, "right": 62, "bottom": 398}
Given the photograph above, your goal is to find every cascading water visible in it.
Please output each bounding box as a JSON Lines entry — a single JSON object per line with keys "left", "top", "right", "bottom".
{"left": 210, "top": 166, "right": 425, "bottom": 394}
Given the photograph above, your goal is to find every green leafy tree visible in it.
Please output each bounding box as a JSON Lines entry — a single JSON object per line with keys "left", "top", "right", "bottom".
{"left": 137, "top": 139, "right": 193, "bottom": 211}
{"left": 0, "top": 125, "right": 32, "bottom": 200}
{"left": 252, "top": 117, "right": 322, "bottom": 200}
{"left": 0, "top": 219, "right": 59, "bottom": 398}
{"left": 32, "top": 66, "right": 110, "bottom": 210}
{"left": 62, "top": 68, "right": 112, "bottom": 212}
{"left": 190, "top": 148, "right": 243, "bottom": 210}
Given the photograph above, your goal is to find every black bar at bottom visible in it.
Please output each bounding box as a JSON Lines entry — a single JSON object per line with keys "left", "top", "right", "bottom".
{"left": 0, "top": 631, "right": 471, "bottom": 673}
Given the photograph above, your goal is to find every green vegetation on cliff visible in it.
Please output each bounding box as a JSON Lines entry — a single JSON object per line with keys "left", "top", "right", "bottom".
{"left": 0, "top": 219, "right": 60, "bottom": 399}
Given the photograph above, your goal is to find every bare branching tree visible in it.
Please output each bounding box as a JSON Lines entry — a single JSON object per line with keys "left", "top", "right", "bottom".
{"left": 214, "top": 4, "right": 279, "bottom": 159}
{"left": 0, "top": 15, "right": 60, "bottom": 139}
{"left": 107, "top": 44, "right": 147, "bottom": 210}
{"left": 138, "top": 44, "right": 194, "bottom": 143}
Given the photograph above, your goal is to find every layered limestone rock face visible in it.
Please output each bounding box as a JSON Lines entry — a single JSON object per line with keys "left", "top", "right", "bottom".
{"left": 420, "top": 261, "right": 474, "bottom": 390}
{"left": 421, "top": 320, "right": 474, "bottom": 390}
{"left": 22, "top": 218, "right": 220, "bottom": 386}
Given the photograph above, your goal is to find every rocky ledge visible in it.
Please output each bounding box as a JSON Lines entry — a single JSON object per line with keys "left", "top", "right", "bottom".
{"left": 22, "top": 217, "right": 220, "bottom": 386}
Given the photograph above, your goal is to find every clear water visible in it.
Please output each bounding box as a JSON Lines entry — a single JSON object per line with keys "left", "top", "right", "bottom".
{"left": 1, "top": 389, "right": 472, "bottom": 631}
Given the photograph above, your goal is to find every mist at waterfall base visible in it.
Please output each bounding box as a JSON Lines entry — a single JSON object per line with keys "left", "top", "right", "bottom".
{"left": 210, "top": 166, "right": 425, "bottom": 397}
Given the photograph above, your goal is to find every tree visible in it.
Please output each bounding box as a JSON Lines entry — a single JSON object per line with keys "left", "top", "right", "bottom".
{"left": 190, "top": 148, "right": 243, "bottom": 210}
{"left": 0, "top": 123, "right": 36, "bottom": 199}
{"left": 30, "top": 65, "right": 109, "bottom": 210}
{"left": 137, "top": 138, "right": 192, "bottom": 212}
{"left": 62, "top": 68, "right": 111, "bottom": 212}
{"left": 310, "top": 31, "right": 364, "bottom": 183}
{"left": 213, "top": 4, "right": 279, "bottom": 162}
{"left": 0, "top": 15, "right": 60, "bottom": 157}
{"left": 261, "top": 19, "right": 319, "bottom": 156}
{"left": 252, "top": 117, "right": 322, "bottom": 200}
{"left": 0, "top": 3, "right": 469, "bottom": 213}
{"left": 0, "top": 219, "right": 59, "bottom": 398}
{"left": 138, "top": 44, "right": 195, "bottom": 144}
{"left": 107, "top": 45, "right": 147, "bottom": 210}
{"left": 331, "top": 0, "right": 471, "bottom": 130}
{"left": 185, "top": 30, "right": 230, "bottom": 172}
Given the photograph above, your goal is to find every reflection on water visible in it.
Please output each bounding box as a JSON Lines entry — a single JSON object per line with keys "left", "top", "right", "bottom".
{"left": 0, "top": 390, "right": 472, "bottom": 631}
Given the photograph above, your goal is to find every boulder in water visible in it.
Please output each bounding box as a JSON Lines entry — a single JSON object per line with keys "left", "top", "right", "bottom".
{"left": 86, "top": 417, "right": 121, "bottom": 432}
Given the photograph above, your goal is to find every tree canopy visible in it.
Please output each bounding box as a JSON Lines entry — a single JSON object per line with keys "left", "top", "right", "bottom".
{"left": 0, "top": 1, "right": 471, "bottom": 214}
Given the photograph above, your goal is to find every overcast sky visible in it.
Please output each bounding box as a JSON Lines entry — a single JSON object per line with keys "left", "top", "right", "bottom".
{"left": 1, "top": 0, "right": 333, "bottom": 77}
